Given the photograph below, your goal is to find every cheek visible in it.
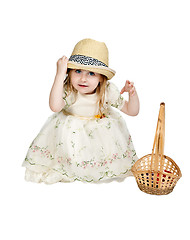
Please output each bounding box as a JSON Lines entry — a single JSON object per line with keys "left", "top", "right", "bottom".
{"left": 92, "top": 77, "right": 101, "bottom": 85}
{"left": 90, "top": 80, "right": 99, "bottom": 88}
{"left": 70, "top": 75, "right": 78, "bottom": 85}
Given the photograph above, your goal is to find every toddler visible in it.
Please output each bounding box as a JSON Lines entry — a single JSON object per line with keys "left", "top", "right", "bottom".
{"left": 22, "top": 38, "right": 140, "bottom": 184}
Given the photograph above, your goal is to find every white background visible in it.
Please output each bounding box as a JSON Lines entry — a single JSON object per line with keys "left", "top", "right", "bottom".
{"left": 1, "top": 0, "right": 190, "bottom": 239}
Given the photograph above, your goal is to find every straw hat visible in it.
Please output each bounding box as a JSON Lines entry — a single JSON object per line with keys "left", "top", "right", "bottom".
{"left": 67, "top": 38, "right": 115, "bottom": 80}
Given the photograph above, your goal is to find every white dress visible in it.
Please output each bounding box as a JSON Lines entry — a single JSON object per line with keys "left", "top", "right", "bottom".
{"left": 22, "top": 82, "right": 138, "bottom": 184}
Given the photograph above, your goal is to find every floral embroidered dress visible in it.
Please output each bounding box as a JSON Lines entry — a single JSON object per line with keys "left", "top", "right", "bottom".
{"left": 22, "top": 82, "right": 138, "bottom": 184}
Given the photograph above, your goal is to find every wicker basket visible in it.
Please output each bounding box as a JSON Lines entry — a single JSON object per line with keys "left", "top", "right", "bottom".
{"left": 132, "top": 103, "right": 182, "bottom": 195}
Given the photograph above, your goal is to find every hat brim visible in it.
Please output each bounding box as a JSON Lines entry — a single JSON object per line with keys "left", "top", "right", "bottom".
{"left": 67, "top": 61, "right": 115, "bottom": 80}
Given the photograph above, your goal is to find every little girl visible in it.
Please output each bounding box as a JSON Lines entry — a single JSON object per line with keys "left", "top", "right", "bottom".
{"left": 22, "top": 38, "right": 140, "bottom": 184}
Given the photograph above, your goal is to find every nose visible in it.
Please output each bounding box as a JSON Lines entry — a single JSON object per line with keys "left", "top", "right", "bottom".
{"left": 80, "top": 72, "right": 87, "bottom": 82}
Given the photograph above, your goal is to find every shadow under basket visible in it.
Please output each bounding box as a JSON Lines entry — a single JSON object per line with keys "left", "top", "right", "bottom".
{"left": 132, "top": 103, "right": 182, "bottom": 195}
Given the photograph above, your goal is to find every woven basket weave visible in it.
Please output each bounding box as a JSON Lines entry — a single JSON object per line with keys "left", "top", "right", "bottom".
{"left": 132, "top": 103, "right": 182, "bottom": 195}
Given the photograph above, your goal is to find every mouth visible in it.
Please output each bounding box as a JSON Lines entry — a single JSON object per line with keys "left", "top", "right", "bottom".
{"left": 78, "top": 84, "right": 88, "bottom": 88}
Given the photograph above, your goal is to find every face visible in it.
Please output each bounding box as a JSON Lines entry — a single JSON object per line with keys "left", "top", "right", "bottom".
{"left": 69, "top": 69, "right": 103, "bottom": 94}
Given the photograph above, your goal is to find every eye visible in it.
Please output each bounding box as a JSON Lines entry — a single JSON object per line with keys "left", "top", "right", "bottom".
{"left": 75, "top": 70, "right": 81, "bottom": 74}
{"left": 89, "top": 72, "right": 95, "bottom": 76}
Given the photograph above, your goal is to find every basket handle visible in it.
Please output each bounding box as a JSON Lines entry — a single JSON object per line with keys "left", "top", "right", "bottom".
{"left": 151, "top": 103, "right": 165, "bottom": 173}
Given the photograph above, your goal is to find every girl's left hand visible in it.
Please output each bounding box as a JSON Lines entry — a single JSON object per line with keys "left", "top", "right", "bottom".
{"left": 120, "top": 80, "right": 136, "bottom": 96}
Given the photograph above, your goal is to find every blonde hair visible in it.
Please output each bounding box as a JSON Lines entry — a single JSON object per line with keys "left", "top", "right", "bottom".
{"left": 64, "top": 71, "right": 108, "bottom": 116}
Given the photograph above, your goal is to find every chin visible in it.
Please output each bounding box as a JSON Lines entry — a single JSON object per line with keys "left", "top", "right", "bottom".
{"left": 79, "top": 88, "right": 94, "bottom": 94}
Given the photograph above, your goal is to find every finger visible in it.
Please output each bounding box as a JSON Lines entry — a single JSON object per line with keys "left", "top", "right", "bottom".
{"left": 130, "top": 87, "right": 136, "bottom": 96}
{"left": 120, "top": 87, "right": 125, "bottom": 94}
{"left": 129, "top": 82, "right": 134, "bottom": 88}
{"left": 64, "top": 57, "right": 68, "bottom": 63}
{"left": 130, "top": 86, "right": 134, "bottom": 92}
{"left": 126, "top": 80, "right": 130, "bottom": 86}
{"left": 62, "top": 56, "right": 68, "bottom": 61}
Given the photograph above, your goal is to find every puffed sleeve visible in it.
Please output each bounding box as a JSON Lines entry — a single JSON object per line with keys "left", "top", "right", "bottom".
{"left": 105, "top": 82, "right": 125, "bottom": 110}
{"left": 62, "top": 87, "right": 76, "bottom": 110}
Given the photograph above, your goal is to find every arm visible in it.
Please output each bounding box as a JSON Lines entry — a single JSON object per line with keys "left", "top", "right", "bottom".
{"left": 120, "top": 80, "right": 140, "bottom": 116}
{"left": 49, "top": 56, "right": 68, "bottom": 112}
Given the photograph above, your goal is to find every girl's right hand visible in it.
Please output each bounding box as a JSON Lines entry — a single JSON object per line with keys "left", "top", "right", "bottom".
{"left": 56, "top": 56, "right": 68, "bottom": 76}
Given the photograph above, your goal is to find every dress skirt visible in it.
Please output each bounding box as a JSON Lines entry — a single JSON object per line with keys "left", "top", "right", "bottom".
{"left": 22, "top": 108, "right": 138, "bottom": 184}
